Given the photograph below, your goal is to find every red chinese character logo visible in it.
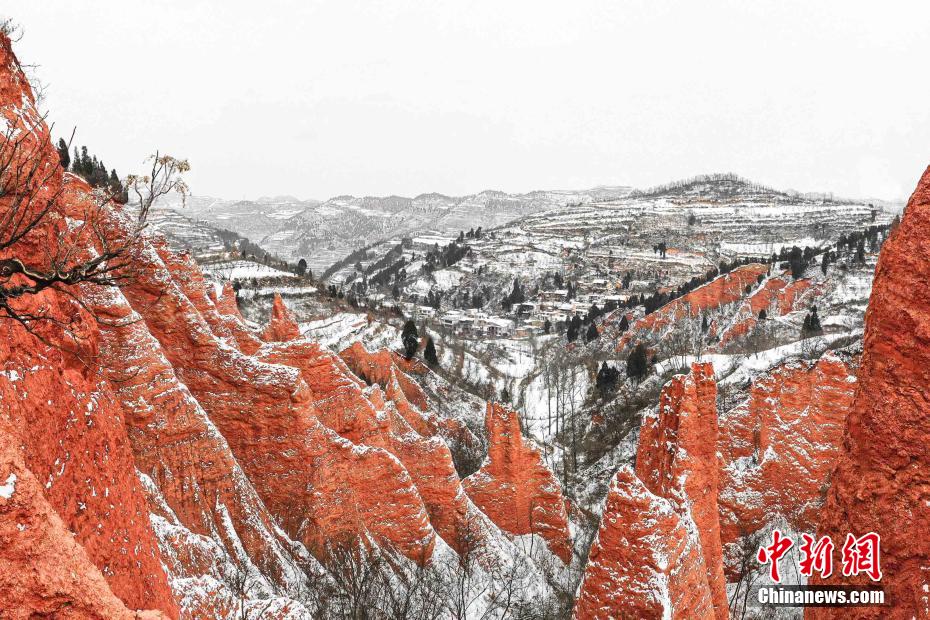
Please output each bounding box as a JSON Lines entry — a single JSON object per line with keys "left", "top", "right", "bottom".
{"left": 841, "top": 532, "right": 882, "bottom": 581}
{"left": 757, "top": 529, "right": 794, "bottom": 583}
{"left": 799, "top": 534, "right": 834, "bottom": 578}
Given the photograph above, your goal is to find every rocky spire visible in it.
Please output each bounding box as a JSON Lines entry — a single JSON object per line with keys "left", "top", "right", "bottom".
{"left": 636, "top": 362, "right": 728, "bottom": 619}
{"left": 574, "top": 466, "right": 715, "bottom": 619}
{"left": 260, "top": 293, "right": 301, "bottom": 342}
{"left": 810, "top": 166, "right": 930, "bottom": 618}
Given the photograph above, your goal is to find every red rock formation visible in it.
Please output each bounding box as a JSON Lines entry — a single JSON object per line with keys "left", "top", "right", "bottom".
{"left": 636, "top": 362, "right": 728, "bottom": 619}
{"left": 0, "top": 415, "right": 167, "bottom": 620}
{"left": 809, "top": 167, "right": 930, "bottom": 618}
{"left": 717, "top": 276, "right": 815, "bottom": 348}
{"left": 216, "top": 281, "right": 244, "bottom": 319}
{"left": 0, "top": 317, "right": 178, "bottom": 616}
{"left": 339, "top": 342, "right": 480, "bottom": 454}
{"left": 103, "top": 227, "right": 438, "bottom": 562}
{"left": 463, "top": 402, "right": 572, "bottom": 563}
{"left": 746, "top": 276, "right": 813, "bottom": 316}
{"left": 82, "top": 274, "right": 314, "bottom": 614}
{"left": 156, "top": 243, "right": 261, "bottom": 354}
{"left": 340, "top": 341, "right": 429, "bottom": 410}
{"left": 616, "top": 263, "right": 770, "bottom": 350}
{"left": 0, "top": 32, "right": 178, "bottom": 618}
{"left": 717, "top": 354, "right": 855, "bottom": 564}
{"left": 258, "top": 339, "right": 482, "bottom": 556}
{"left": 260, "top": 293, "right": 301, "bottom": 342}
{"left": 574, "top": 466, "right": 715, "bottom": 620}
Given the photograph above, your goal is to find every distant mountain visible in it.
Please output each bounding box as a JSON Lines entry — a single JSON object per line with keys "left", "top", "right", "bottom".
{"left": 163, "top": 185, "right": 633, "bottom": 271}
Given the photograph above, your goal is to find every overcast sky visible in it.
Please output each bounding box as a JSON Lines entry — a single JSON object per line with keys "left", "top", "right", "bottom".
{"left": 10, "top": 1, "right": 930, "bottom": 202}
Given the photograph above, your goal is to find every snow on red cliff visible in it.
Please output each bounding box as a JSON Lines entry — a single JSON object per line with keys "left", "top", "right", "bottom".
{"left": 573, "top": 466, "right": 715, "bottom": 619}
{"left": 0, "top": 32, "right": 178, "bottom": 618}
{"left": 636, "top": 362, "right": 728, "bottom": 619}
{"left": 717, "top": 353, "right": 855, "bottom": 575}
{"left": 260, "top": 293, "right": 301, "bottom": 342}
{"left": 463, "top": 402, "right": 573, "bottom": 563}
{"left": 810, "top": 167, "right": 930, "bottom": 619}
{"left": 614, "top": 263, "right": 770, "bottom": 351}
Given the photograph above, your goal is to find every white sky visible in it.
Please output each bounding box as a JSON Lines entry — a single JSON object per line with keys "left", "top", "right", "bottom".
{"left": 9, "top": 1, "right": 930, "bottom": 202}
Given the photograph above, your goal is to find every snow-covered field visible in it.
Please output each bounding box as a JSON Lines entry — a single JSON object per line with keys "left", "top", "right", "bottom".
{"left": 203, "top": 260, "right": 299, "bottom": 281}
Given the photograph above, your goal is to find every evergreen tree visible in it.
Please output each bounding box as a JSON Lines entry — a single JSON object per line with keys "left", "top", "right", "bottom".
{"left": 424, "top": 336, "right": 439, "bottom": 366}
{"left": 596, "top": 361, "right": 620, "bottom": 394}
{"left": 701, "top": 314, "right": 709, "bottom": 333}
{"left": 566, "top": 315, "right": 582, "bottom": 342}
{"left": 585, "top": 322, "right": 599, "bottom": 342}
{"left": 543, "top": 319, "right": 551, "bottom": 334}
{"left": 401, "top": 320, "right": 419, "bottom": 359}
{"left": 626, "top": 343, "right": 649, "bottom": 380}
{"left": 619, "top": 314, "right": 630, "bottom": 333}
{"left": 801, "top": 306, "right": 823, "bottom": 338}
{"left": 759, "top": 308, "right": 767, "bottom": 320}
{"left": 296, "top": 258, "right": 307, "bottom": 276}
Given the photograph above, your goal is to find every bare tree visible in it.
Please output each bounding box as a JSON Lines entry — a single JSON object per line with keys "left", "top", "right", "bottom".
{"left": 127, "top": 150, "right": 190, "bottom": 224}
{"left": 0, "top": 114, "right": 188, "bottom": 353}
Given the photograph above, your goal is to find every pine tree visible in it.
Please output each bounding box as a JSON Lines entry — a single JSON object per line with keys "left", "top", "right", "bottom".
{"left": 759, "top": 308, "right": 767, "bottom": 320}
{"left": 596, "top": 361, "right": 620, "bottom": 393}
{"left": 401, "top": 320, "right": 419, "bottom": 359}
{"left": 701, "top": 314, "right": 709, "bottom": 333}
{"left": 585, "top": 322, "right": 599, "bottom": 342}
{"left": 543, "top": 319, "right": 551, "bottom": 334}
{"left": 296, "top": 258, "right": 307, "bottom": 276}
{"left": 626, "top": 343, "right": 649, "bottom": 380}
{"left": 566, "top": 315, "right": 582, "bottom": 342}
{"left": 424, "top": 336, "right": 439, "bottom": 366}
{"left": 619, "top": 314, "right": 630, "bottom": 333}
{"left": 801, "top": 307, "right": 823, "bottom": 338}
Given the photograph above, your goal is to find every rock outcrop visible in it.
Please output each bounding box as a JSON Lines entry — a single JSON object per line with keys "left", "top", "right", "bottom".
{"left": 0, "top": 415, "right": 167, "bottom": 620}
{"left": 717, "top": 354, "right": 855, "bottom": 573}
{"left": 260, "top": 293, "right": 301, "bottom": 342}
{"left": 463, "top": 402, "right": 572, "bottom": 563}
{"left": 615, "top": 264, "right": 770, "bottom": 351}
{"left": 574, "top": 466, "right": 715, "bottom": 620}
{"left": 0, "top": 33, "right": 178, "bottom": 619}
{"left": 636, "top": 362, "right": 728, "bottom": 619}
{"left": 810, "top": 167, "right": 930, "bottom": 618}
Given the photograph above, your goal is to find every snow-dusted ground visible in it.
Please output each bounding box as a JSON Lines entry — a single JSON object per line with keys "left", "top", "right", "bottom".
{"left": 203, "top": 260, "right": 299, "bottom": 281}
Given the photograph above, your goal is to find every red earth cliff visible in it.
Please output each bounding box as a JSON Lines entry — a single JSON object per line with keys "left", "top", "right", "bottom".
{"left": 809, "top": 167, "right": 930, "bottom": 619}
{"left": 463, "top": 402, "right": 572, "bottom": 563}
{"left": 574, "top": 466, "right": 715, "bottom": 620}
{"left": 717, "top": 353, "right": 855, "bottom": 575}
{"left": 260, "top": 293, "right": 301, "bottom": 342}
{"left": 615, "top": 263, "right": 770, "bottom": 351}
{"left": 0, "top": 415, "right": 167, "bottom": 620}
{"left": 636, "top": 362, "right": 728, "bottom": 620}
{"left": 0, "top": 32, "right": 178, "bottom": 618}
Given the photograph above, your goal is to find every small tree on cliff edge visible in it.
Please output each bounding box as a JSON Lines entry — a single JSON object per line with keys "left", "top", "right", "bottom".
{"left": 401, "top": 320, "right": 419, "bottom": 359}
{"left": 424, "top": 336, "right": 439, "bottom": 366}
{"left": 0, "top": 106, "right": 188, "bottom": 354}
